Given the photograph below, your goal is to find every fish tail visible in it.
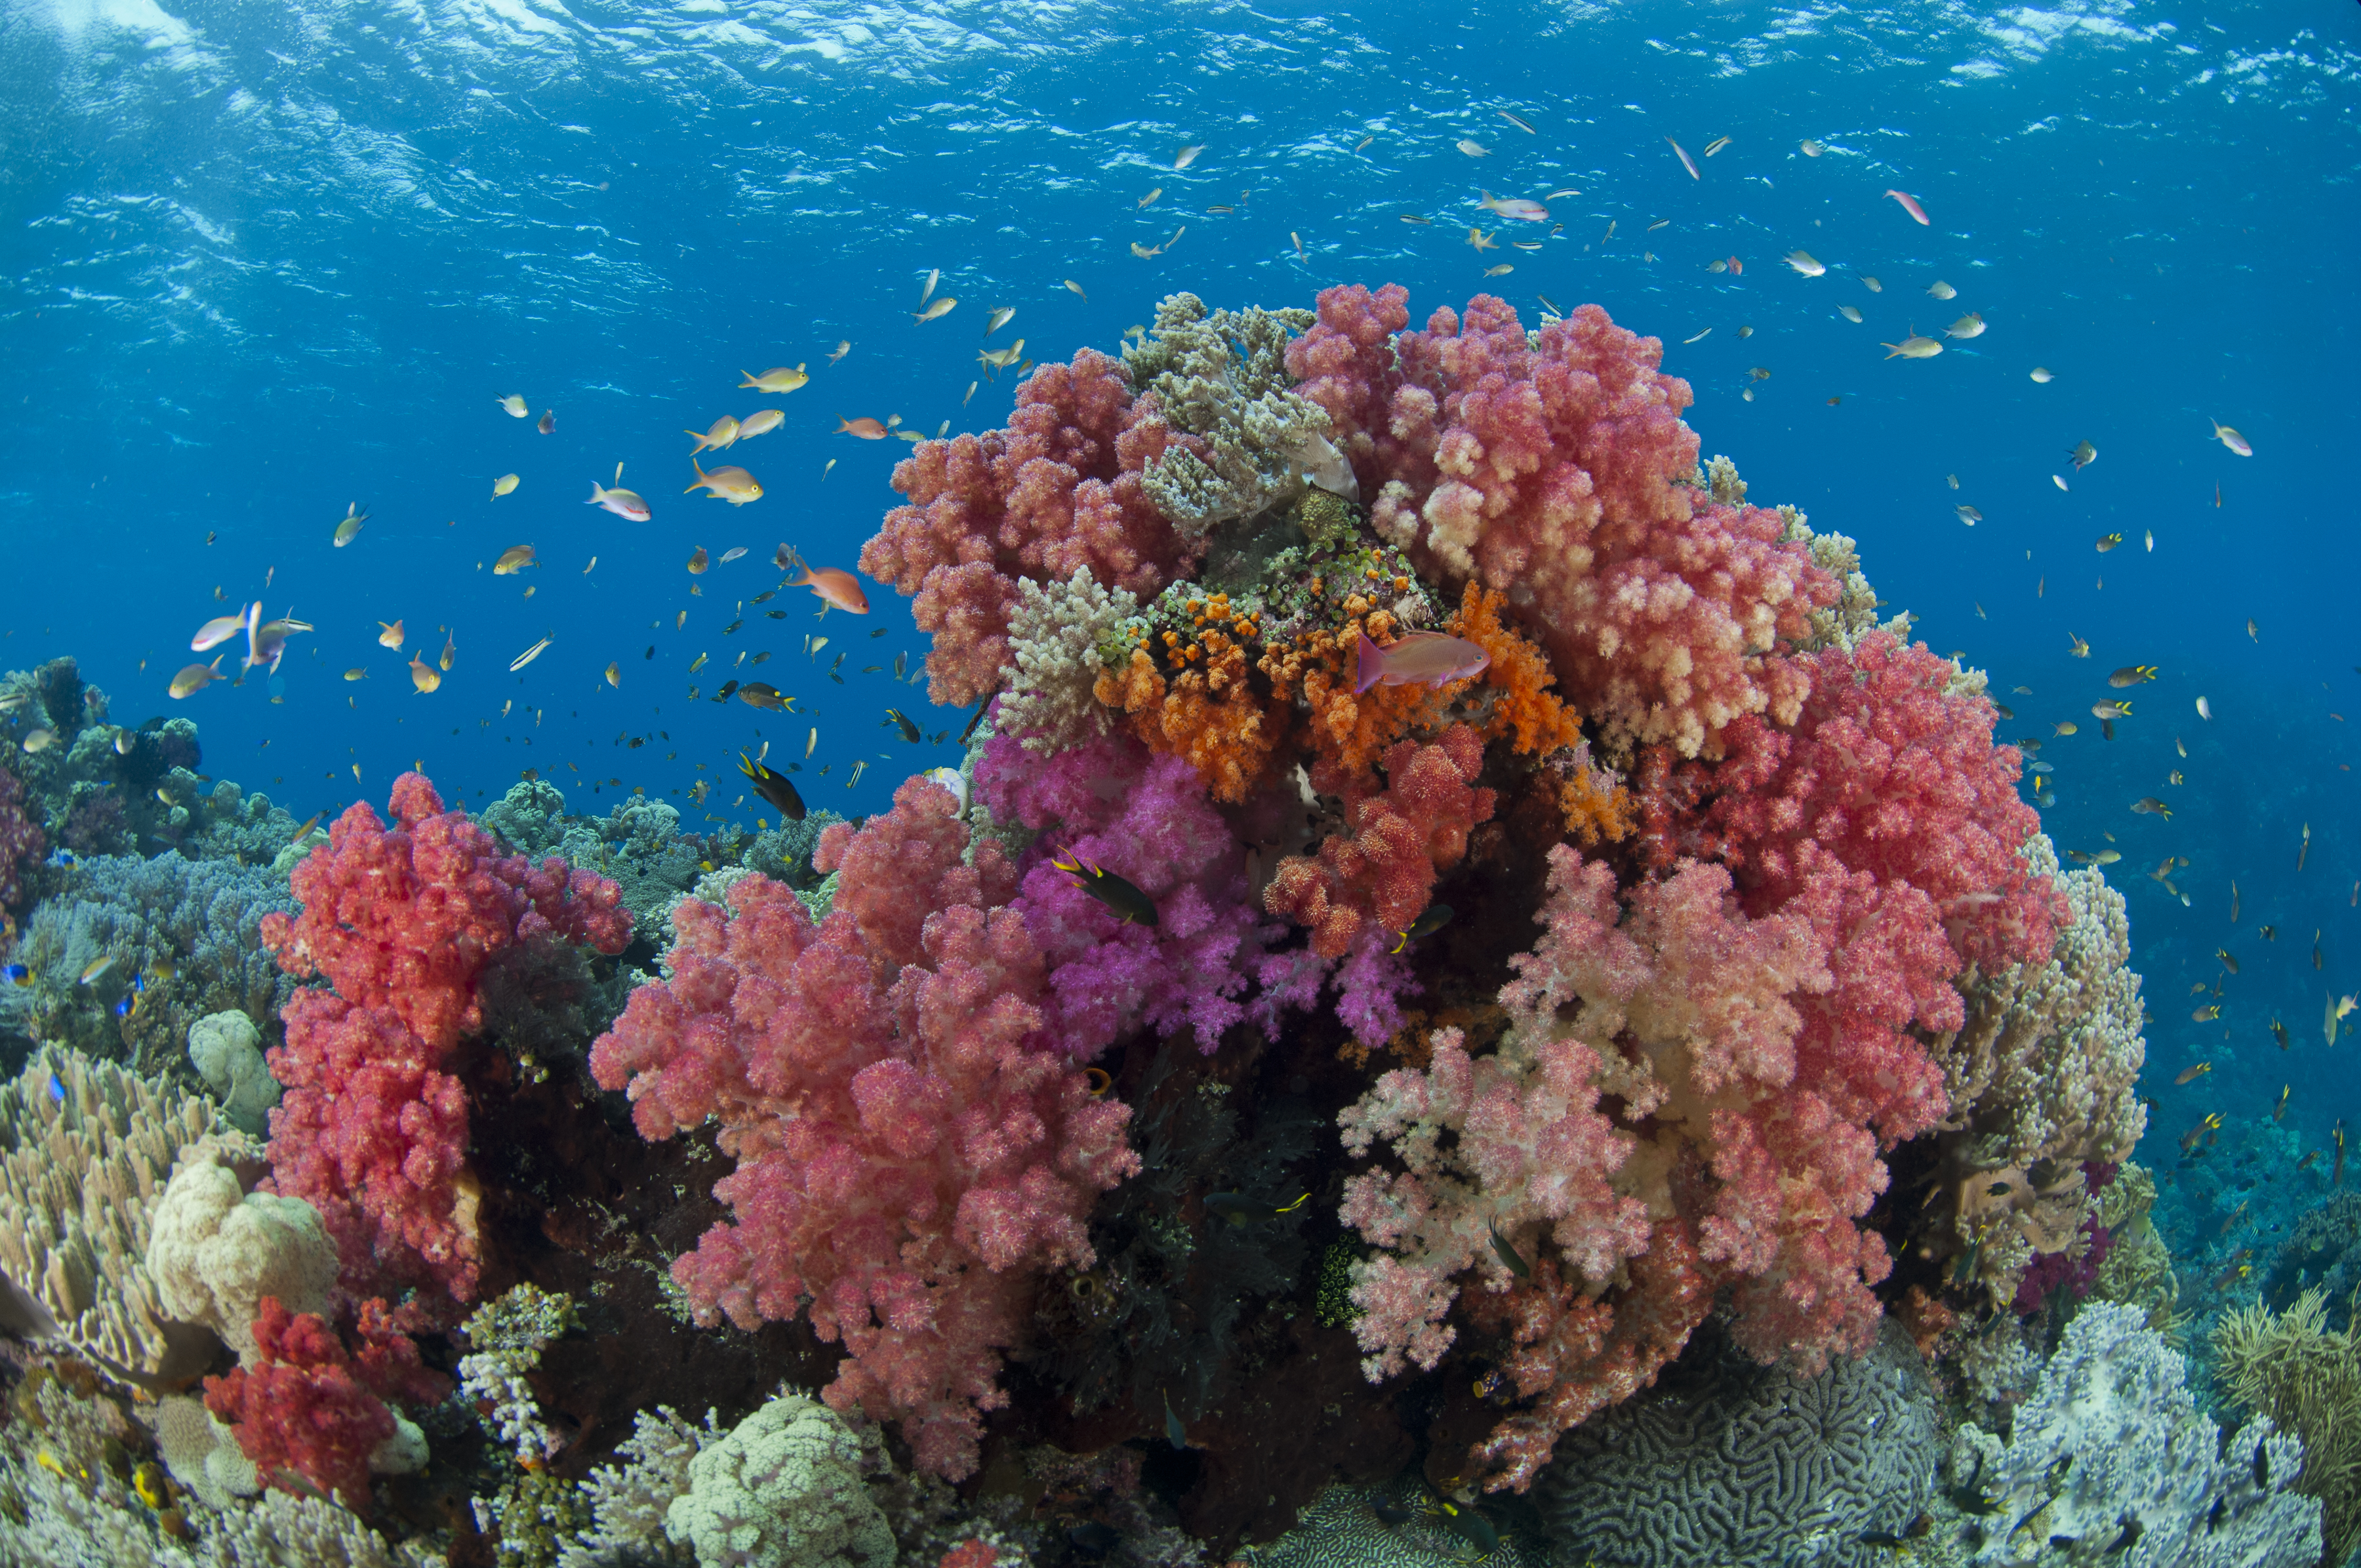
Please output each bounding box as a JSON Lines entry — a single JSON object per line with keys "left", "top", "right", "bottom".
{"left": 1355, "top": 630, "right": 1385, "bottom": 695}
{"left": 586, "top": 483, "right": 605, "bottom": 504}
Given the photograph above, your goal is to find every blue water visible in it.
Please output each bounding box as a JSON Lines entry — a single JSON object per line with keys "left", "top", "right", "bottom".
{"left": 3, "top": 0, "right": 2356, "bottom": 1199}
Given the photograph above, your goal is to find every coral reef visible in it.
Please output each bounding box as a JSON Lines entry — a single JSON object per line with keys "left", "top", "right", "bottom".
{"left": 1949, "top": 1300, "right": 2321, "bottom": 1567}
{"left": 663, "top": 1388, "right": 897, "bottom": 1568}
{"left": 146, "top": 1133, "right": 339, "bottom": 1360}
{"left": 588, "top": 778, "right": 1141, "bottom": 1481}
{"left": 2212, "top": 1287, "right": 2361, "bottom": 1568}
{"left": 260, "top": 771, "right": 630, "bottom": 1312}
{"left": 1535, "top": 1320, "right": 1940, "bottom": 1568}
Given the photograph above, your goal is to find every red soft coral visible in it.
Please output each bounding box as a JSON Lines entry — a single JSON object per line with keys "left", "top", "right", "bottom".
{"left": 0, "top": 766, "right": 43, "bottom": 912}
{"left": 202, "top": 1295, "right": 449, "bottom": 1507}
{"left": 589, "top": 778, "right": 1140, "bottom": 1481}
{"left": 259, "top": 773, "right": 629, "bottom": 1310}
{"left": 1264, "top": 723, "right": 1495, "bottom": 958}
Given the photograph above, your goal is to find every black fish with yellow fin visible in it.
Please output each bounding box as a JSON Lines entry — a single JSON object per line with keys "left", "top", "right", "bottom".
{"left": 885, "top": 708, "right": 921, "bottom": 744}
{"left": 737, "top": 752, "right": 806, "bottom": 822}
{"left": 1488, "top": 1220, "right": 1530, "bottom": 1279}
{"left": 1051, "top": 851, "right": 1158, "bottom": 926}
{"left": 1392, "top": 903, "right": 1453, "bottom": 954}
{"left": 1203, "top": 1191, "right": 1309, "bottom": 1228}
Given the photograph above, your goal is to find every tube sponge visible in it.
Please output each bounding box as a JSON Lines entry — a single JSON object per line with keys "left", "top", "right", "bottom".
{"left": 664, "top": 1388, "right": 896, "bottom": 1568}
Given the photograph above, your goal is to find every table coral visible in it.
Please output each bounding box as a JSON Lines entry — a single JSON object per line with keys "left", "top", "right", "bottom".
{"left": 587, "top": 776, "right": 1141, "bottom": 1481}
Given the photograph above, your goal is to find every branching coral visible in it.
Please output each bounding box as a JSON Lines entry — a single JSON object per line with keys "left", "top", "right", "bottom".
{"left": 998, "top": 566, "right": 1139, "bottom": 754}
{"left": 2212, "top": 1287, "right": 2361, "bottom": 1568}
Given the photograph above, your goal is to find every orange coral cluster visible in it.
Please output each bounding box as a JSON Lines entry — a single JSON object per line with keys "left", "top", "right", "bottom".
{"left": 1095, "top": 593, "right": 1291, "bottom": 803}
{"left": 1446, "top": 583, "right": 1584, "bottom": 759}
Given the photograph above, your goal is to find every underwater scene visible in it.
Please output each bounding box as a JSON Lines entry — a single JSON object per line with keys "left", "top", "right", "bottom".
{"left": 1, "top": 0, "right": 2357, "bottom": 1564}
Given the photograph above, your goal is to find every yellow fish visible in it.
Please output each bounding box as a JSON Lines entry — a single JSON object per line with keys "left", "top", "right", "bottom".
{"left": 736, "top": 409, "right": 784, "bottom": 442}
{"left": 685, "top": 459, "right": 761, "bottom": 505}
{"left": 1880, "top": 333, "right": 1943, "bottom": 359}
{"left": 332, "top": 503, "right": 368, "bottom": 546}
{"left": 604, "top": 662, "right": 620, "bottom": 689}
{"left": 493, "top": 545, "right": 537, "bottom": 575}
{"left": 378, "top": 619, "right": 405, "bottom": 649}
{"left": 168, "top": 656, "right": 224, "bottom": 698}
{"left": 492, "top": 473, "right": 519, "bottom": 497}
{"left": 497, "top": 394, "right": 529, "bottom": 417}
{"left": 1838, "top": 304, "right": 1863, "bottom": 323}
{"left": 409, "top": 654, "right": 441, "bottom": 694}
{"left": 912, "top": 296, "right": 958, "bottom": 323}
{"left": 439, "top": 632, "right": 455, "bottom": 672}
{"left": 685, "top": 416, "right": 740, "bottom": 454}
{"left": 738, "top": 365, "right": 807, "bottom": 393}
{"left": 1945, "top": 312, "right": 1986, "bottom": 338}
{"left": 343, "top": 667, "right": 369, "bottom": 681}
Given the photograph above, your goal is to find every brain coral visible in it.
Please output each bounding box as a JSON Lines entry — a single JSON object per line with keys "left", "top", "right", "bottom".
{"left": 1536, "top": 1319, "right": 1939, "bottom": 1568}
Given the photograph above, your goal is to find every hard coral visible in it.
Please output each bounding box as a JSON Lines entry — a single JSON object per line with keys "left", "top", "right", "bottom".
{"left": 258, "top": 771, "right": 629, "bottom": 1310}
{"left": 588, "top": 777, "right": 1141, "bottom": 1481}
{"left": 860, "top": 349, "right": 1200, "bottom": 706}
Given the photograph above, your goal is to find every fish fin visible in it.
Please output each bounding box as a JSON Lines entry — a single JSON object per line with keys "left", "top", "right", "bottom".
{"left": 1355, "top": 629, "right": 1385, "bottom": 695}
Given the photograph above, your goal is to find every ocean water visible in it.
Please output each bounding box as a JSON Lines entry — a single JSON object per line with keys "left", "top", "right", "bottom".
{"left": 3, "top": 0, "right": 2359, "bottom": 1559}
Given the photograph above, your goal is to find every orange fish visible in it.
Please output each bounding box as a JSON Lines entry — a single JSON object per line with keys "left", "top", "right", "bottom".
{"left": 409, "top": 654, "right": 441, "bottom": 694}
{"left": 1725, "top": 255, "right": 1743, "bottom": 275}
{"left": 1884, "top": 188, "right": 1931, "bottom": 226}
{"left": 774, "top": 546, "right": 869, "bottom": 614}
{"left": 378, "top": 619, "right": 405, "bottom": 649}
{"left": 685, "top": 460, "right": 761, "bottom": 505}
{"left": 835, "top": 416, "right": 890, "bottom": 440}
{"left": 1356, "top": 630, "right": 1489, "bottom": 694}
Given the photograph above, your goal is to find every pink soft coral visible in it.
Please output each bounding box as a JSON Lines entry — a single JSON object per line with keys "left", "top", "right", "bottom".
{"left": 588, "top": 778, "right": 1141, "bottom": 1480}
{"left": 259, "top": 773, "right": 629, "bottom": 1309}
{"left": 1285, "top": 287, "right": 1836, "bottom": 757}
{"left": 0, "top": 766, "right": 43, "bottom": 912}
{"left": 858, "top": 351, "right": 1198, "bottom": 706}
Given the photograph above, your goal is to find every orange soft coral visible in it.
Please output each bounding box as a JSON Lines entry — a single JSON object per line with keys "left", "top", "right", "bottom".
{"left": 1557, "top": 767, "right": 1635, "bottom": 845}
{"left": 1096, "top": 638, "right": 1287, "bottom": 804}
{"left": 1262, "top": 604, "right": 1453, "bottom": 799}
{"left": 1448, "top": 582, "right": 1586, "bottom": 759}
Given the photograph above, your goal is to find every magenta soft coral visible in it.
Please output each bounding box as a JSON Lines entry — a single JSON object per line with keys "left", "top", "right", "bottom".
{"left": 858, "top": 350, "right": 1200, "bottom": 706}
{"left": 588, "top": 777, "right": 1140, "bottom": 1481}
{"left": 203, "top": 1295, "right": 449, "bottom": 1507}
{"left": 258, "top": 772, "right": 630, "bottom": 1310}
{"left": 1285, "top": 285, "right": 1835, "bottom": 758}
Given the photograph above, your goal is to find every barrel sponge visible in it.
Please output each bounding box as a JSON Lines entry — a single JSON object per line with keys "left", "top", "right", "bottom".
{"left": 663, "top": 1388, "right": 895, "bottom": 1568}
{"left": 146, "top": 1140, "right": 337, "bottom": 1361}
{"left": 1537, "top": 1319, "right": 1940, "bottom": 1568}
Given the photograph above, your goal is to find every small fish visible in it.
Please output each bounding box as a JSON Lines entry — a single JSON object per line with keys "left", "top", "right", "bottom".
{"left": 2246, "top": 618, "right": 2259, "bottom": 642}
{"left": 493, "top": 544, "right": 537, "bottom": 575}
{"left": 1927, "top": 280, "right": 1958, "bottom": 300}
{"left": 911, "top": 296, "right": 958, "bottom": 323}
{"left": 1666, "top": 137, "right": 1701, "bottom": 180}
{"left": 2275, "top": 1085, "right": 2291, "bottom": 1120}
{"left": 1784, "top": 249, "right": 1825, "bottom": 277}
{"left": 1456, "top": 138, "right": 1489, "bottom": 157}
{"left": 1684, "top": 327, "right": 1713, "bottom": 343}
{"left": 498, "top": 394, "right": 529, "bottom": 417}
{"left": 2274, "top": 1019, "right": 2291, "bottom": 1051}
{"left": 78, "top": 954, "right": 119, "bottom": 986}
{"left": 1051, "top": 851, "right": 1159, "bottom": 926}
{"left": 2192, "top": 1005, "right": 2219, "bottom": 1023}
{"left": 1956, "top": 504, "right": 1982, "bottom": 525}
{"left": 332, "top": 503, "right": 369, "bottom": 547}
{"left": 737, "top": 682, "right": 788, "bottom": 712}
{"left": 1129, "top": 239, "right": 1162, "bottom": 259}
{"left": 191, "top": 609, "right": 249, "bottom": 651}
{"left": 1800, "top": 138, "right": 1824, "bottom": 156}
{"left": 588, "top": 465, "right": 652, "bottom": 521}
{"left": 1203, "top": 1191, "right": 1310, "bottom": 1227}
{"left": 734, "top": 409, "right": 785, "bottom": 444}
{"left": 1496, "top": 110, "right": 1536, "bottom": 135}
{"left": 685, "top": 458, "right": 762, "bottom": 505}
{"left": 1487, "top": 1221, "right": 1529, "bottom": 1279}
{"left": 2095, "top": 533, "right": 2124, "bottom": 553}
{"left": 1466, "top": 226, "right": 1497, "bottom": 252}
{"left": 1861, "top": 276, "right": 1883, "bottom": 292}
{"left": 439, "top": 632, "right": 455, "bottom": 672}
{"left": 1880, "top": 334, "right": 1942, "bottom": 359}
{"left": 1356, "top": 630, "right": 1489, "bottom": 694}
{"left": 378, "top": 618, "right": 406, "bottom": 650}
{"left": 343, "top": 666, "right": 368, "bottom": 681}
{"left": 738, "top": 752, "right": 806, "bottom": 820}
{"left": 685, "top": 546, "right": 709, "bottom": 575}
{"left": 1175, "top": 142, "right": 1205, "bottom": 168}
{"left": 603, "top": 662, "right": 620, "bottom": 689}
{"left": 1137, "top": 187, "right": 1162, "bottom": 209}
{"left": 2130, "top": 797, "right": 2173, "bottom": 818}
{"left": 2196, "top": 695, "right": 2213, "bottom": 721}
{"left": 2030, "top": 366, "right": 2054, "bottom": 383}
{"left": 2109, "top": 665, "right": 2158, "bottom": 688}
{"left": 2068, "top": 439, "right": 2098, "bottom": 471}
{"left": 1839, "top": 304, "right": 1863, "bottom": 323}
{"left": 491, "top": 473, "right": 519, "bottom": 498}
{"left": 1163, "top": 1390, "right": 1189, "bottom": 1451}
{"left": 827, "top": 339, "right": 852, "bottom": 365}
{"left": 739, "top": 365, "right": 808, "bottom": 394}
{"left": 509, "top": 635, "right": 553, "bottom": 672}
{"left": 536, "top": 409, "right": 555, "bottom": 434}
{"left": 1703, "top": 134, "right": 1733, "bottom": 157}
{"left": 777, "top": 548, "right": 870, "bottom": 614}
{"left": 2054, "top": 475, "right": 2070, "bottom": 491}
{"left": 883, "top": 708, "right": 921, "bottom": 744}
{"left": 167, "top": 654, "right": 226, "bottom": 699}
{"left": 1884, "top": 189, "right": 1930, "bottom": 225}
{"left": 2175, "top": 1062, "right": 2212, "bottom": 1086}
{"left": 836, "top": 415, "right": 889, "bottom": 440}
{"left": 1945, "top": 312, "right": 1985, "bottom": 338}
{"left": 2210, "top": 419, "right": 2253, "bottom": 457}
{"left": 1392, "top": 904, "right": 1454, "bottom": 954}
{"left": 1483, "top": 262, "right": 1513, "bottom": 276}
{"left": 1478, "top": 190, "right": 1548, "bottom": 222}
{"left": 409, "top": 654, "right": 441, "bottom": 694}
{"left": 1645, "top": 216, "right": 1670, "bottom": 230}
